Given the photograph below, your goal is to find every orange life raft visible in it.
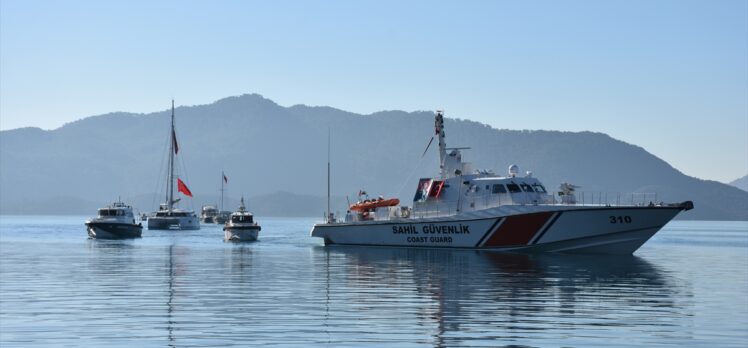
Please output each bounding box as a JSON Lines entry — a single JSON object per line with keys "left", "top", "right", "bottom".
{"left": 350, "top": 198, "right": 400, "bottom": 212}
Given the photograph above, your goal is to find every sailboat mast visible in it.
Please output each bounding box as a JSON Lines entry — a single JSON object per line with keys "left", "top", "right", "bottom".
{"left": 168, "top": 100, "right": 175, "bottom": 213}
{"left": 326, "top": 128, "right": 331, "bottom": 223}
{"left": 220, "top": 170, "right": 224, "bottom": 212}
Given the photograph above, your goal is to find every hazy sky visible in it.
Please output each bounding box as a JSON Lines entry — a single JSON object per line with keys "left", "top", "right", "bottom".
{"left": 1, "top": 0, "right": 746, "bottom": 183}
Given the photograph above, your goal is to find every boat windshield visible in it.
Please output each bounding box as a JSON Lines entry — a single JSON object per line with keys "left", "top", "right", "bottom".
{"left": 232, "top": 215, "right": 253, "bottom": 223}
{"left": 99, "top": 209, "right": 124, "bottom": 217}
{"left": 507, "top": 183, "right": 522, "bottom": 193}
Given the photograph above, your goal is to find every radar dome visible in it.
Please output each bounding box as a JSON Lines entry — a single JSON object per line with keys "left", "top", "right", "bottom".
{"left": 508, "top": 164, "right": 519, "bottom": 177}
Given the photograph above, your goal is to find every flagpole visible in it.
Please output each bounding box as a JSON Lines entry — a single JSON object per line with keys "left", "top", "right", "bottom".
{"left": 220, "top": 170, "right": 224, "bottom": 212}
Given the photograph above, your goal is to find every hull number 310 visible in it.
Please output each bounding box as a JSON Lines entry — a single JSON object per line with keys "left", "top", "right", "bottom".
{"left": 609, "top": 216, "right": 632, "bottom": 224}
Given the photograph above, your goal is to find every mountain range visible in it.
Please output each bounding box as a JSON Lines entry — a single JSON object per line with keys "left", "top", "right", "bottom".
{"left": 1, "top": 93, "right": 746, "bottom": 220}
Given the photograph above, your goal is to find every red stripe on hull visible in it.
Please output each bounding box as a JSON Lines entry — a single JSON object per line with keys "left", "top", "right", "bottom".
{"left": 483, "top": 212, "right": 553, "bottom": 247}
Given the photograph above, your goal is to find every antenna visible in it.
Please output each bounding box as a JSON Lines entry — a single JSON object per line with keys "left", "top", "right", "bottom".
{"left": 435, "top": 110, "right": 447, "bottom": 179}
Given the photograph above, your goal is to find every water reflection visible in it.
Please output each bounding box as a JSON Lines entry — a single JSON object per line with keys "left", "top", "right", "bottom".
{"left": 4, "top": 219, "right": 743, "bottom": 347}
{"left": 312, "top": 246, "right": 690, "bottom": 346}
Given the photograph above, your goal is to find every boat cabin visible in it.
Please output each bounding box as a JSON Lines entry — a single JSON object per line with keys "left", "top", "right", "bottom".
{"left": 339, "top": 112, "right": 559, "bottom": 223}
{"left": 231, "top": 214, "right": 254, "bottom": 224}
{"left": 98, "top": 202, "right": 134, "bottom": 218}
{"left": 201, "top": 205, "right": 219, "bottom": 217}
{"left": 411, "top": 159, "right": 556, "bottom": 217}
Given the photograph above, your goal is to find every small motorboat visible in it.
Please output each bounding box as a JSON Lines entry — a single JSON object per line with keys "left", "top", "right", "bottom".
{"left": 86, "top": 200, "right": 143, "bottom": 239}
{"left": 224, "top": 197, "right": 261, "bottom": 242}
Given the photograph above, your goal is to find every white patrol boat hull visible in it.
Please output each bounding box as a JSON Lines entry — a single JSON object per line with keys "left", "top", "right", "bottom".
{"left": 311, "top": 203, "right": 692, "bottom": 255}
{"left": 224, "top": 225, "right": 260, "bottom": 242}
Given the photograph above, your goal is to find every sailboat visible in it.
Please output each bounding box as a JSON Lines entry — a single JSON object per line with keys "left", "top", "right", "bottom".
{"left": 216, "top": 171, "right": 231, "bottom": 224}
{"left": 200, "top": 171, "right": 230, "bottom": 224}
{"left": 147, "top": 100, "right": 200, "bottom": 230}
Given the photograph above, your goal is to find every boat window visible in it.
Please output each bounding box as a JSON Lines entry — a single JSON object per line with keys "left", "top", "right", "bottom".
{"left": 413, "top": 178, "right": 432, "bottom": 202}
{"left": 520, "top": 183, "right": 535, "bottom": 192}
{"left": 99, "top": 209, "right": 121, "bottom": 216}
{"left": 507, "top": 183, "right": 522, "bottom": 193}
{"left": 532, "top": 184, "right": 547, "bottom": 193}
{"left": 492, "top": 184, "right": 507, "bottom": 194}
{"left": 232, "top": 215, "right": 253, "bottom": 223}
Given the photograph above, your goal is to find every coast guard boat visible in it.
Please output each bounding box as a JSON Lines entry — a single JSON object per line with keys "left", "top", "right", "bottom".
{"left": 223, "top": 197, "right": 261, "bottom": 242}
{"left": 86, "top": 200, "right": 142, "bottom": 239}
{"left": 311, "top": 111, "right": 693, "bottom": 254}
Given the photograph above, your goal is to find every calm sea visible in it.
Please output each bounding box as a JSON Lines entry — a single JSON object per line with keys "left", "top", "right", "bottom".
{"left": 0, "top": 216, "right": 746, "bottom": 347}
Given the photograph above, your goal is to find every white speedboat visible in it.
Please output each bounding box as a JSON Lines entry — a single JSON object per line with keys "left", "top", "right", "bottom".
{"left": 224, "top": 197, "right": 261, "bottom": 242}
{"left": 147, "top": 100, "right": 200, "bottom": 231}
{"left": 311, "top": 111, "right": 693, "bottom": 254}
{"left": 86, "top": 201, "right": 143, "bottom": 239}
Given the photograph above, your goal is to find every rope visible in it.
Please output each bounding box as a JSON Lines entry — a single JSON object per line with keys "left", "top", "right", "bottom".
{"left": 392, "top": 136, "right": 434, "bottom": 199}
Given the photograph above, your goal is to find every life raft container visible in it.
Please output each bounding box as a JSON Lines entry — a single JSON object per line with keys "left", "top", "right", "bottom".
{"left": 350, "top": 198, "right": 400, "bottom": 212}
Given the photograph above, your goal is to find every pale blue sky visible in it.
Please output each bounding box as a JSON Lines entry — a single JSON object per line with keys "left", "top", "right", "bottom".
{"left": 1, "top": 0, "right": 746, "bottom": 183}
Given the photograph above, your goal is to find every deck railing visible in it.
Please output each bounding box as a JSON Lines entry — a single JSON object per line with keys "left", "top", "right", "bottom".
{"left": 410, "top": 191, "right": 661, "bottom": 219}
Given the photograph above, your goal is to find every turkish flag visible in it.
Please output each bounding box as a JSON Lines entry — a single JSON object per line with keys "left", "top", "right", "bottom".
{"left": 177, "top": 178, "right": 192, "bottom": 197}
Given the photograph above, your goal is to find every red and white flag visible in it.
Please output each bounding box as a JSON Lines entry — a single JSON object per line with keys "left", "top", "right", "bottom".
{"left": 177, "top": 178, "right": 192, "bottom": 197}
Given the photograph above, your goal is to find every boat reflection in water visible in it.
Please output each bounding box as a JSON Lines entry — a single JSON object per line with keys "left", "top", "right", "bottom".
{"left": 311, "top": 246, "right": 688, "bottom": 346}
